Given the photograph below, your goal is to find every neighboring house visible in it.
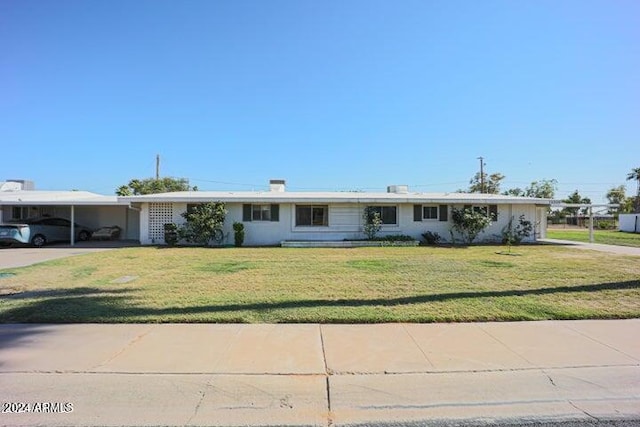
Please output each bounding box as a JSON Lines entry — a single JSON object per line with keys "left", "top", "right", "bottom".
{"left": 122, "top": 180, "right": 551, "bottom": 246}
{"left": 620, "top": 214, "right": 640, "bottom": 233}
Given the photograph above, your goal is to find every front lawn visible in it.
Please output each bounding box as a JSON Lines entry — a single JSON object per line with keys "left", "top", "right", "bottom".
{"left": 0, "top": 246, "right": 638, "bottom": 323}
{"left": 547, "top": 229, "right": 640, "bottom": 248}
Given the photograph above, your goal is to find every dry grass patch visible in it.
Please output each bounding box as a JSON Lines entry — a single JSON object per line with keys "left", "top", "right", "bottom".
{"left": 0, "top": 245, "right": 638, "bottom": 323}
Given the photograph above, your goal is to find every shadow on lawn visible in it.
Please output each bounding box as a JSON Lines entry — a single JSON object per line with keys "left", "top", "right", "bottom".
{"left": 0, "top": 281, "right": 638, "bottom": 322}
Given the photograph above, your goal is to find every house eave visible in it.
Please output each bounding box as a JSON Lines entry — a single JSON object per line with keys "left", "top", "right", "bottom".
{"left": 119, "top": 192, "right": 552, "bottom": 205}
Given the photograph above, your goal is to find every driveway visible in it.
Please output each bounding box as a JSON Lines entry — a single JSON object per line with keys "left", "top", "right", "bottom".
{"left": 540, "top": 238, "right": 640, "bottom": 256}
{"left": 0, "top": 241, "right": 138, "bottom": 269}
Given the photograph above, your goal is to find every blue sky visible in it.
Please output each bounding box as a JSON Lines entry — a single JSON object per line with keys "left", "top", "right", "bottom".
{"left": 1, "top": 1, "right": 638, "bottom": 201}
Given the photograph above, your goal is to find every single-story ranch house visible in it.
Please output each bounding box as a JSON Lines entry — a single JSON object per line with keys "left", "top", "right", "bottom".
{"left": 1, "top": 179, "right": 551, "bottom": 246}
{"left": 121, "top": 180, "right": 551, "bottom": 246}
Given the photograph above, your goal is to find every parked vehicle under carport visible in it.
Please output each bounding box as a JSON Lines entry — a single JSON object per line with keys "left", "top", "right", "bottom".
{"left": 0, "top": 218, "right": 93, "bottom": 247}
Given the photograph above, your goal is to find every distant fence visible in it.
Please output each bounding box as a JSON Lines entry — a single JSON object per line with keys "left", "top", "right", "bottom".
{"left": 548, "top": 216, "right": 617, "bottom": 229}
{"left": 620, "top": 214, "right": 640, "bottom": 233}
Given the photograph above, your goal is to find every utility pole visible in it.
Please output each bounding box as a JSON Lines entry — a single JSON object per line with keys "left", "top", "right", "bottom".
{"left": 477, "top": 156, "right": 485, "bottom": 193}
{"left": 155, "top": 154, "right": 160, "bottom": 180}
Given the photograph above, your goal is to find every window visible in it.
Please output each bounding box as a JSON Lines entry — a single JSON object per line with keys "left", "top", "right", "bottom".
{"left": 252, "top": 205, "right": 271, "bottom": 221}
{"left": 474, "top": 206, "right": 488, "bottom": 216}
{"left": 12, "top": 206, "right": 38, "bottom": 220}
{"left": 367, "top": 206, "right": 397, "bottom": 225}
{"left": 242, "top": 204, "right": 279, "bottom": 222}
{"left": 414, "top": 205, "right": 449, "bottom": 222}
{"left": 296, "top": 205, "right": 328, "bottom": 226}
{"left": 422, "top": 206, "right": 438, "bottom": 220}
{"left": 464, "top": 204, "right": 498, "bottom": 221}
{"left": 12, "top": 207, "right": 26, "bottom": 220}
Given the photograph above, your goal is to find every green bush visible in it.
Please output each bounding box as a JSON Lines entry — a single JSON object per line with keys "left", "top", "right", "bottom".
{"left": 421, "top": 231, "right": 442, "bottom": 245}
{"left": 501, "top": 215, "right": 533, "bottom": 246}
{"left": 363, "top": 207, "right": 382, "bottom": 240}
{"left": 372, "top": 234, "right": 415, "bottom": 242}
{"left": 450, "top": 207, "right": 492, "bottom": 245}
{"left": 596, "top": 220, "right": 616, "bottom": 230}
{"left": 163, "top": 223, "right": 178, "bottom": 247}
{"left": 233, "top": 222, "right": 245, "bottom": 247}
{"left": 178, "top": 202, "right": 227, "bottom": 246}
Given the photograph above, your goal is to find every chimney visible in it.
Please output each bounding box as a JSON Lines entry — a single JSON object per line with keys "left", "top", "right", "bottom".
{"left": 387, "top": 185, "right": 408, "bottom": 194}
{"left": 269, "top": 179, "right": 286, "bottom": 192}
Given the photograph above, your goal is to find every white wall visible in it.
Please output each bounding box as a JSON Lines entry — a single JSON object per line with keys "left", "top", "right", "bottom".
{"left": 70, "top": 206, "right": 140, "bottom": 240}
{"left": 398, "top": 204, "right": 539, "bottom": 244}
{"left": 620, "top": 214, "right": 640, "bottom": 233}
{"left": 136, "top": 202, "right": 543, "bottom": 245}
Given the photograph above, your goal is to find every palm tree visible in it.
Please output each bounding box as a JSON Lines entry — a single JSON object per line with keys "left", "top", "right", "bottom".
{"left": 627, "top": 167, "right": 640, "bottom": 213}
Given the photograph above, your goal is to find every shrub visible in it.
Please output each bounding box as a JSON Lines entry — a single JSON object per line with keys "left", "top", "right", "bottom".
{"left": 450, "top": 207, "right": 493, "bottom": 244}
{"left": 363, "top": 207, "right": 382, "bottom": 240}
{"left": 502, "top": 215, "right": 533, "bottom": 245}
{"left": 596, "top": 220, "right": 616, "bottom": 230}
{"left": 501, "top": 215, "right": 533, "bottom": 252}
{"left": 233, "top": 222, "right": 245, "bottom": 247}
{"left": 163, "top": 223, "right": 178, "bottom": 247}
{"left": 178, "top": 202, "right": 227, "bottom": 246}
{"left": 372, "top": 234, "right": 415, "bottom": 242}
{"left": 421, "top": 231, "right": 442, "bottom": 245}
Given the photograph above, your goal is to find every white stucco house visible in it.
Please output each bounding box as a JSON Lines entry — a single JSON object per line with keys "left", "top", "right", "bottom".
{"left": 122, "top": 180, "right": 551, "bottom": 246}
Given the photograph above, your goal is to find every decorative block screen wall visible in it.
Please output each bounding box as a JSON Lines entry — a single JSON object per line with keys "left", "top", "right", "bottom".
{"left": 148, "top": 203, "right": 173, "bottom": 242}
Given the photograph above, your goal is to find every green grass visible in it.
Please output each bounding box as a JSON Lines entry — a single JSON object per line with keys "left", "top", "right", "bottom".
{"left": 0, "top": 246, "right": 638, "bottom": 323}
{"left": 547, "top": 229, "right": 640, "bottom": 247}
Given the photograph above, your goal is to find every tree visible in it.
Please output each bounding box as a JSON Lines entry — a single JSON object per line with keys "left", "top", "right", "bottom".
{"left": 450, "top": 207, "right": 493, "bottom": 244}
{"left": 116, "top": 177, "right": 196, "bottom": 196}
{"left": 503, "top": 179, "right": 557, "bottom": 200}
{"left": 468, "top": 172, "right": 505, "bottom": 194}
{"left": 524, "top": 179, "right": 557, "bottom": 199}
{"left": 627, "top": 167, "right": 640, "bottom": 213}
{"left": 605, "top": 185, "right": 629, "bottom": 215}
{"left": 503, "top": 188, "right": 524, "bottom": 197}
{"left": 562, "top": 190, "right": 591, "bottom": 216}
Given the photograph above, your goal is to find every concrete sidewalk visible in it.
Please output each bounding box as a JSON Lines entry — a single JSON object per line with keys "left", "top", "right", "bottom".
{"left": 540, "top": 238, "right": 640, "bottom": 256}
{"left": 1, "top": 321, "right": 639, "bottom": 426}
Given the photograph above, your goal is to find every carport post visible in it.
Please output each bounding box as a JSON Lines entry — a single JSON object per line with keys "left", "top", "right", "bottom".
{"left": 588, "top": 206, "right": 594, "bottom": 243}
{"left": 70, "top": 205, "right": 75, "bottom": 246}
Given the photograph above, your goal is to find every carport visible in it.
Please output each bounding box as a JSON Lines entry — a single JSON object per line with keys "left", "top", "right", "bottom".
{"left": 0, "top": 191, "right": 138, "bottom": 246}
{"left": 551, "top": 202, "right": 620, "bottom": 243}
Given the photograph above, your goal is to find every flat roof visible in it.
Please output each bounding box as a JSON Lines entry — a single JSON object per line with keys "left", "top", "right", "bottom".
{"left": 0, "top": 191, "right": 126, "bottom": 206}
{"left": 121, "top": 191, "right": 551, "bottom": 205}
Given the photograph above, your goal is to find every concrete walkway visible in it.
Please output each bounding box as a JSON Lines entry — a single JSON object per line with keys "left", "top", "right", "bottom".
{"left": 0, "top": 241, "right": 138, "bottom": 269}
{"left": 540, "top": 238, "right": 640, "bottom": 256}
{"left": 1, "top": 320, "right": 639, "bottom": 426}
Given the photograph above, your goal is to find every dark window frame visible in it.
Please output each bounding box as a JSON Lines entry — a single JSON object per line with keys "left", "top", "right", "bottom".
{"left": 422, "top": 205, "right": 439, "bottom": 220}
{"left": 295, "top": 205, "right": 329, "bottom": 227}
{"left": 252, "top": 204, "right": 272, "bottom": 221}
{"left": 367, "top": 206, "right": 398, "bottom": 225}
{"left": 242, "top": 204, "right": 279, "bottom": 222}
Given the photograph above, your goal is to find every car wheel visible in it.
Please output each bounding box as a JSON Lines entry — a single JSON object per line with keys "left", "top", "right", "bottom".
{"left": 31, "top": 234, "right": 46, "bottom": 247}
{"left": 78, "top": 230, "right": 90, "bottom": 241}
